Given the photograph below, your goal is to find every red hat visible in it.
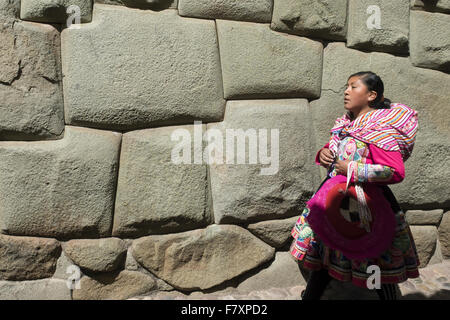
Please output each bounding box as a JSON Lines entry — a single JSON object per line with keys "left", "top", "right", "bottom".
{"left": 305, "top": 174, "right": 396, "bottom": 260}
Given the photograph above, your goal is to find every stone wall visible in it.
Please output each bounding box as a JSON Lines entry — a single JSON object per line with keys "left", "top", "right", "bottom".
{"left": 0, "top": 0, "right": 449, "bottom": 299}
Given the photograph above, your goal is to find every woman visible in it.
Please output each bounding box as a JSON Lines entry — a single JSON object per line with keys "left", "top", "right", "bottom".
{"left": 290, "top": 71, "right": 421, "bottom": 300}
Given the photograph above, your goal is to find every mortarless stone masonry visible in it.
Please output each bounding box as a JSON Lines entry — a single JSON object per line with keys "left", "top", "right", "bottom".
{"left": 0, "top": 0, "right": 449, "bottom": 299}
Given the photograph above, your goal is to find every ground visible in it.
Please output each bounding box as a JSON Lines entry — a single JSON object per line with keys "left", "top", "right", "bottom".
{"left": 129, "top": 260, "right": 450, "bottom": 300}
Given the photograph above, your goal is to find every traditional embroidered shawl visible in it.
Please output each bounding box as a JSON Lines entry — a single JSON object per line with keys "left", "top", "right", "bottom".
{"left": 328, "top": 103, "right": 418, "bottom": 162}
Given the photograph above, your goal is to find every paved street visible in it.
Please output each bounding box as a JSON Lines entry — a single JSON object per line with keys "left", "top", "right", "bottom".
{"left": 130, "top": 260, "right": 450, "bottom": 300}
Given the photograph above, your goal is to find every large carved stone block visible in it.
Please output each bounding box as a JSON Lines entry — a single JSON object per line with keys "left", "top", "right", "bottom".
{"left": 0, "top": 126, "right": 121, "bottom": 239}
{"left": 271, "top": 0, "right": 347, "bottom": 41}
{"left": 410, "top": 10, "right": 450, "bottom": 73}
{"left": 208, "top": 99, "right": 319, "bottom": 225}
{"left": 131, "top": 224, "right": 275, "bottom": 291}
{"left": 216, "top": 19, "right": 323, "bottom": 100}
{"left": 347, "top": 0, "right": 409, "bottom": 54}
{"left": 0, "top": 19, "right": 64, "bottom": 140}
{"left": 112, "top": 124, "right": 212, "bottom": 238}
{"left": 61, "top": 4, "right": 225, "bottom": 130}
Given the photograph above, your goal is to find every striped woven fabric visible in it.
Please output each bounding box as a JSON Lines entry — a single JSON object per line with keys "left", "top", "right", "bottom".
{"left": 328, "top": 103, "right": 418, "bottom": 162}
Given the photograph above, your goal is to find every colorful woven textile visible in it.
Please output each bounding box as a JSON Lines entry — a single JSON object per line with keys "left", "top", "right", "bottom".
{"left": 328, "top": 103, "right": 418, "bottom": 162}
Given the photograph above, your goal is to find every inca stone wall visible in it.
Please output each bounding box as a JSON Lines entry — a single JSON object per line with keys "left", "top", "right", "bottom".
{"left": 0, "top": 0, "right": 449, "bottom": 300}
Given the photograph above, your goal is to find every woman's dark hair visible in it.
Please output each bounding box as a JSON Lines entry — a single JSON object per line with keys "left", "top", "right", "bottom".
{"left": 348, "top": 71, "right": 392, "bottom": 109}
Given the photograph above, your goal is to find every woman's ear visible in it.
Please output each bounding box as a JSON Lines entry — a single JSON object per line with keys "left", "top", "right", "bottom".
{"left": 368, "top": 90, "right": 378, "bottom": 104}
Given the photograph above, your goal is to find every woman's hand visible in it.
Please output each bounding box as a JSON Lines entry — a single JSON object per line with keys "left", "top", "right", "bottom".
{"left": 335, "top": 159, "right": 351, "bottom": 176}
{"left": 319, "top": 148, "right": 335, "bottom": 168}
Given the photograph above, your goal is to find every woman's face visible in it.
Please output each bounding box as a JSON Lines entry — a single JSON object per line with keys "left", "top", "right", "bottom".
{"left": 343, "top": 76, "right": 377, "bottom": 112}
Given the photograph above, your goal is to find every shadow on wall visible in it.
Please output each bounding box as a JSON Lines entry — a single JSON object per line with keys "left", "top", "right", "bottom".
{"left": 96, "top": 0, "right": 176, "bottom": 11}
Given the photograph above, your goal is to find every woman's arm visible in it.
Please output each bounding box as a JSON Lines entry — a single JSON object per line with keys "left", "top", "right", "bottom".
{"left": 351, "top": 144, "right": 405, "bottom": 184}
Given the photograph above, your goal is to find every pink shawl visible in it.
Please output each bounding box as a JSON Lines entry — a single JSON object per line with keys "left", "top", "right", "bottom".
{"left": 328, "top": 103, "right": 418, "bottom": 162}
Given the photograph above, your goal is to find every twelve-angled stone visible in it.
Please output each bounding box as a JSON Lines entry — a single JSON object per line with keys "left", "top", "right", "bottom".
{"left": 207, "top": 99, "right": 319, "bottom": 225}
